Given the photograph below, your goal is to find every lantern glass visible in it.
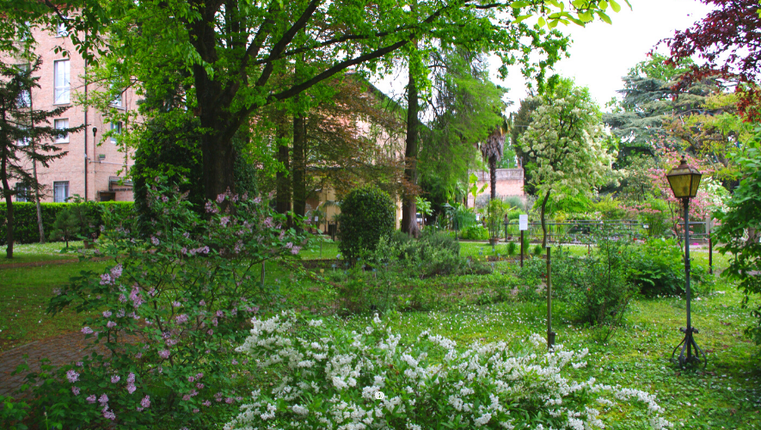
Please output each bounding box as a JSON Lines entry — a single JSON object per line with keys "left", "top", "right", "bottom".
{"left": 666, "top": 158, "right": 702, "bottom": 199}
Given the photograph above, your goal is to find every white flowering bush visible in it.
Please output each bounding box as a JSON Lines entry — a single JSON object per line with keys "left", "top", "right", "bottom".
{"left": 227, "top": 312, "right": 671, "bottom": 430}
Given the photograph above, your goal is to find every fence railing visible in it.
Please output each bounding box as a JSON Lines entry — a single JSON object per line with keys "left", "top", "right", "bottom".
{"left": 499, "top": 219, "right": 711, "bottom": 245}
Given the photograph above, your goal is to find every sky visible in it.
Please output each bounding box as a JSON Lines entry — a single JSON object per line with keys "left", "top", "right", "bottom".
{"left": 372, "top": 0, "right": 715, "bottom": 114}
{"left": 498, "top": 0, "right": 715, "bottom": 111}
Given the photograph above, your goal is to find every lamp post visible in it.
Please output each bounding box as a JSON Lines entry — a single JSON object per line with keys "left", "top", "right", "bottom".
{"left": 666, "top": 156, "right": 707, "bottom": 368}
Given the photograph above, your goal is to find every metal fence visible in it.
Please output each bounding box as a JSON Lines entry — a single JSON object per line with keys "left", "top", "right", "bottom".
{"left": 500, "top": 219, "right": 711, "bottom": 245}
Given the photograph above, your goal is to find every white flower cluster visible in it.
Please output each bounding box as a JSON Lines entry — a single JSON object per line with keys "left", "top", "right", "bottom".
{"left": 225, "top": 312, "right": 671, "bottom": 430}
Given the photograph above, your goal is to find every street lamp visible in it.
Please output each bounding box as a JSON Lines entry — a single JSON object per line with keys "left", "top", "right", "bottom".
{"left": 666, "top": 156, "right": 707, "bottom": 368}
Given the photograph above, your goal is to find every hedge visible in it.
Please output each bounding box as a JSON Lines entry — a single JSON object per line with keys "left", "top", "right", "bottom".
{"left": 0, "top": 201, "right": 134, "bottom": 245}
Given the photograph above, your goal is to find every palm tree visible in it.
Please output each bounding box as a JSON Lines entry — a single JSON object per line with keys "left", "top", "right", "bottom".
{"left": 479, "top": 126, "right": 506, "bottom": 200}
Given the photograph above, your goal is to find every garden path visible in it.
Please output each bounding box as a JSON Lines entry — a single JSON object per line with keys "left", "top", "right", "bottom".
{"left": 0, "top": 331, "right": 92, "bottom": 398}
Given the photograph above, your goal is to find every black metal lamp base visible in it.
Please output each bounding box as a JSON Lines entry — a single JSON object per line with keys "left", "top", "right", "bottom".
{"left": 671, "top": 327, "right": 707, "bottom": 368}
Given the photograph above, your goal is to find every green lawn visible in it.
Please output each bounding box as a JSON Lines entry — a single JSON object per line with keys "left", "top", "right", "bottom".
{"left": 1, "top": 236, "right": 760, "bottom": 428}
{"left": 0, "top": 260, "right": 109, "bottom": 351}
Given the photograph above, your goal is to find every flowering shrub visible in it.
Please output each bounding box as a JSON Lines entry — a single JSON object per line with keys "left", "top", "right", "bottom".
{"left": 28, "top": 180, "right": 307, "bottom": 429}
{"left": 226, "top": 312, "right": 671, "bottom": 430}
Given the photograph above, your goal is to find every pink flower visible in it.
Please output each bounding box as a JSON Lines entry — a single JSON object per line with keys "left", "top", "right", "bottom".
{"left": 111, "top": 375, "right": 120, "bottom": 383}
{"left": 110, "top": 264, "right": 123, "bottom": 279}
{"left": 118, "top": 294, "right": 127, "bottom": 303}
{"left": 100, "top": 273, "right": 112, "bottom": 285}
{"left": 102, "top": 310, "right": 112, "bottom": 318}
{"left": 141, "top": 395, "right": 151, "bottom": 408}
{"left": 175, "top": 314, "right": 189, "bottom": 324}
{"left": 196, "top": 383, "right": 204, "bottom": 389}
{"left": 187, "top": 376, "right": 195, "bottom": 383}
{"left": 172, "top": 301, "right": 182, "bottom": 308}
{"left": 127, "top": 372, "right": 135, "bottom": 383}
{"left": 216, "top": 193, "right": 226, "bottom": 203}
{"left": 81, "top": 327, "right": 93, "bottom": 335}
{"left": 76, "top": 361, "right": 83, "bottom": 367}
{"left": 99, "top": 394, "right": 109, "bottom": 405}
{"left": 86, "top": 394, "right": 97, "bottom": 404}
{"left": 107, "top": 321, "right": 117, "bottom": 328}
{"left": 66, "top": 370, "right": 79, "bottom": 383}
{"left": 127, "top": 384, "right": 136, "bottom": 394}
{"left": 103, "top": 409, "right": 116, "bottom": 420}
{"left": 193, "top": 408, "right": 200, "bottom": 413}
{"left": 202, "top": 400, "right": 211, "bottom": 407}
{"left": 199, "top": 300, "right": 206, "bottom": 306}
{"left": 71, "top": 386, "right": 80, "bottom": 395}
{"left": 159, "top": 350, "right": 170, "bottom": 359}
{"left": 182, "top": 394, "right": 191, "bottom": 401}
{"left": 151, "top": 236, "right": 160, "bottom": 246}
{"left": 291, "top": 246, "right": 301, "bottom": 255}
{"left": 207, "top": 329, "right": 213, "bottom": 335}
{"left": 225, "top": 397, "right": 234, "bottom": 404}
{"left": 135, "top": 352, "right": 142, "bottom": 359}
{"left": 196, "top": 372, "right": 204, "bottom": 379}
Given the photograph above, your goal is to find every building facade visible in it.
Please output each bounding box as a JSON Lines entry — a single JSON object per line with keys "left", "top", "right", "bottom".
{"left": 6, "top": 25, "right": 137, "bottom": 203}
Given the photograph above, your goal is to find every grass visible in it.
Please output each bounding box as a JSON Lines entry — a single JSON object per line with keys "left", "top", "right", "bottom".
{"left": 2, "top": 236, "right": 760, "bottom": 428}
{"left": 340, "top": 284, "right": 761, "bottom": 429}
{"left": 0, "top": 260, "right": 109, "bottom": 352}
{"left": 0, "top": 240, "right": 85, "bottom": 265}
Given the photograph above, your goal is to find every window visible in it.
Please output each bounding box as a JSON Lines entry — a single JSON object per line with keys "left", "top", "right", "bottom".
{"left": 54, "top": 181, "right": 69, "bottom": 203}
{"left": 54, "top": 119, "right": 69, "bottom": 143}
{"left": 15, "top": 183, "right": 30, "bottom": 202}
{"left": 110, "top": 121, "right": 122, "bottom": 144}
{"left": 54, "top": 60, "right": 70, "bottom": 104}
{"left": 56, "top": 16, "right": 67, "bottom": 37}
{"left": 16, "top": 126, "right": 30, "bottom": 146}
{"left": 110, "top": 84, "right": 123, "bottom": 107}
{"left": 17, "top": 89, "right": 30, "bottom": 108}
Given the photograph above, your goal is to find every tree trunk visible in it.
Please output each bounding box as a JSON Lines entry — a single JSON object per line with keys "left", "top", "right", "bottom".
{"left": 540, "top": 190, "right": 551, "bottom": 248}
{"left": 489, "top": 155, "right": 497, "bottom": 200}
{"left": 29, "top": 88, "right": 45, "bottom": 243}
{"left": 33, "top": 160, "right": 45, "bottom": 243}
{"left": 401, "top": 68, "right": 420, "bottom": 238}
{"left": 2, "top": 155, "right": 14, "bottom": 259}
{"left": 276, "top": 122, "right": 291, "bottom": 218}
{"left": 292, "top": 113, "right": 307, "bottom": 220}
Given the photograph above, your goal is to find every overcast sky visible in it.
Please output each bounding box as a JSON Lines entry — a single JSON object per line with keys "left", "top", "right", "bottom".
{"left": 498, "top": 0, "right": 714, "bottom": 111}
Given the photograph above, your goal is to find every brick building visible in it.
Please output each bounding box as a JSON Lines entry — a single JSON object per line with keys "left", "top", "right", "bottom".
{"left": 5, "top": 25, "right": 137, "bottom": 203}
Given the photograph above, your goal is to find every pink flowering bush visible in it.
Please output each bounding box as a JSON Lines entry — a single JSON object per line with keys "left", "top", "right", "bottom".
{"left": 24, "top": 180, "right": 307, "bottom": 429}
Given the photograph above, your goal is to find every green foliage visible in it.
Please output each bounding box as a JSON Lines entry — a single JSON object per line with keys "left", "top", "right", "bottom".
{"left": 553, "top": 228, "right": 638, "bottom": 334}
{"left": 485, "top": 198, "right": 508, "bottom": 239}
{"left": 714, "top": 145, "right": 761, "bottom": 343}
{"left": 337, "top": 186, "right": 395, "bottom": 264}
{"left": 0, "top": 201, "right": 133, "bottom": 245}
{"left": 47, "top": 208, "right": 80, "bottom": 247}
{"left": 0, "top": 395, "right": 29, "bottom": 430}
{"left": 460, "top": 225, "right": 489, "bottom": 241}
{"left": 29, "top": 180, "right": 307, "bottom": 429}
{"left": 630, "top": 238, "right": 711, "bottom": 297}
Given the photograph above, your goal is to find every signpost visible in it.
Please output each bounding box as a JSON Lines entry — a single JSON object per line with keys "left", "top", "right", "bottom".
{"left": 519, "top": 215, "right": 528, "bottom": 268}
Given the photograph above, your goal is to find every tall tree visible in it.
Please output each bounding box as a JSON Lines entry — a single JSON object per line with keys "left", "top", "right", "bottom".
{"left": 1, "top": 60, "right": 80, "bottom": 258}
{"left": 661, "top": 0, "right": 761, "bottom": 121}
{"left": 603, "top": 53, "right": 718, "bottom": 167}
{"left": 519, "top": 78, "right": 613, "bottom": 246}
{"left": 420, "top": 48, "right": 507, "bottom": 213}
{"left": 480, "top": 124, "right": 506, "bottom": 200}
{"left": 4, "top": 0, "right": 620, "bottom": 203}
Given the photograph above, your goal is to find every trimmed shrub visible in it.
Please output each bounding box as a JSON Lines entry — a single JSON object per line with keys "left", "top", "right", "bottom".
{"left": 0, "top": 201, "right": 133, "bottom": 245}
{"left": 337, "top": 186, "right": 395, "bottom": 263}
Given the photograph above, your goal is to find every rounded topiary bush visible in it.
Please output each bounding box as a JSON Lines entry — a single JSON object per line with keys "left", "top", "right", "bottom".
{"left": 337, "top": 186, "right": 395, "bottom": 263}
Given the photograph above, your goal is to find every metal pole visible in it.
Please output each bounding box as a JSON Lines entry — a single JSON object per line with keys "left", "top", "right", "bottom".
{"left": 671, "top": 197, "right": 706, "bottom": 367}
{"left": 546, "top": 246, "right": 555, "bottom": 349}
{"left": 684, "top": 199, "right": 692, "bottom": 357}
{"left": 520, "top": 230, "right": 524, "bottom": 268}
